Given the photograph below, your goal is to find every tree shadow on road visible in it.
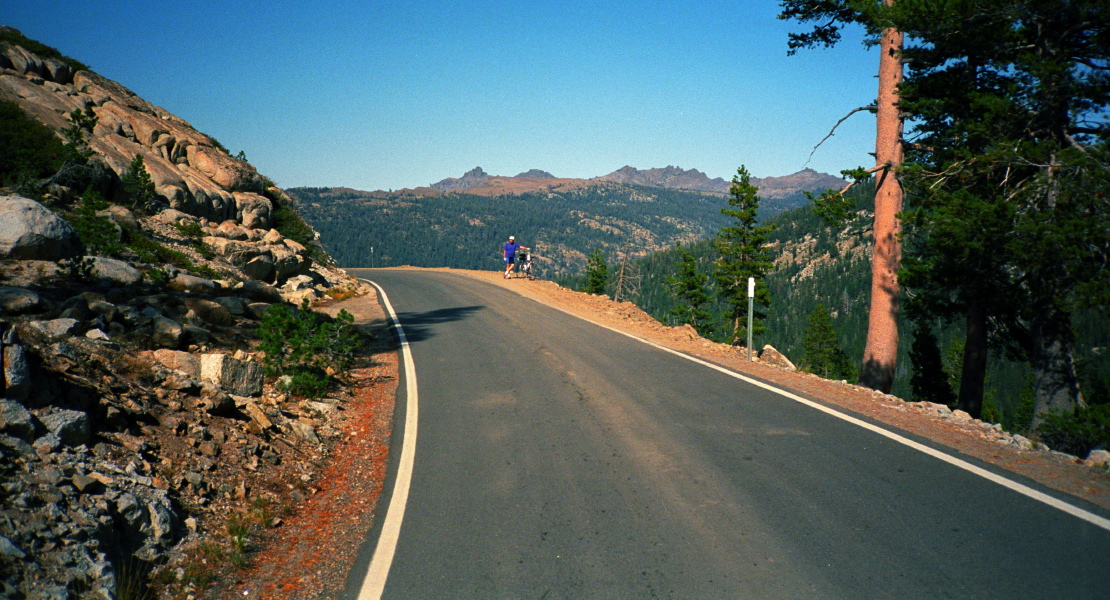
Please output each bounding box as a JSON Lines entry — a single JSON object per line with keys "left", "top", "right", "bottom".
{"left": 391, "top": 305, "right": 485, "bottom": 344}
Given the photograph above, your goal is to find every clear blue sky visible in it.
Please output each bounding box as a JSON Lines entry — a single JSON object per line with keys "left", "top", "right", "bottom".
{"left": 8, "top": 1, "right": 877, "bottom": 191}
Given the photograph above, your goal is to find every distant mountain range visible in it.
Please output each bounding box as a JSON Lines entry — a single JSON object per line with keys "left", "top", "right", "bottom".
{"left": 427, "top": 165, "right": 845, "bottom": 200}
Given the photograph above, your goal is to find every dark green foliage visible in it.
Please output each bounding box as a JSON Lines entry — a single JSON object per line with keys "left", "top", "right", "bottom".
{"left": 1037, "top": 404, "right": 1110, "bottom": 458}
{"left": 801, "top": 304, "right": 855, "bottom": 381}
{"left": 667, "top": 247, "right": 713, "bottom": 337}
{"left": 122, "top": 155, "right": 159, "bottom": 212}
{"left": 891, "top": 0, "right": 1110, "bottom": 420}
{"left": 268, "top": 188, "right": 324, "bottom": 263}
{"left": 70, "top": 190, "right": 121, "bottom": 256}
{"left": 0, "top": 99, "right": 67, "bottom": 185}
{"left": 0, "top": 28, "right": 89, "bottom": 72}
{"left": 56, "top": 256, "right": 95, "bottom": 282}
{"left": 258, "top": 300, "right": 360, "bottom": 399}
{"left": 909, "top": 322, "right": 957, "bottom": 406}
{"left": 121, "top": 224, "right": 222, "bottom": 280}
{"left": 714, "top": 166, "right": 774, "bottom": 345}
{"left": 61, "top": 107, "right": 97, "bottom": 164}
{"left": 584, "top": 248, "right": 609, "bottom": 296}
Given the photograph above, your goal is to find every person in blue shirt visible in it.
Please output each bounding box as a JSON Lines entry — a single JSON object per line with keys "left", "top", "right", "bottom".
{"left": 503, "top": 235, "right": 529, "bottom": 279}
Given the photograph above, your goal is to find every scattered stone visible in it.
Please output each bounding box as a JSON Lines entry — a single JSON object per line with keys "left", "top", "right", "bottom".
{"left": 21, "top": 318, "right": 81, "bottom": 341}
{"left": 88, "top": 256, "right": 143, "bottom": 285}
{"left": 71, "top": 473, "right": 104, "bottom": 494}
{"left": 758, "top": 345, "right": 797, "bottom": 371}
{"left": 0, "top": 536, "right": 26, "bottom": 559}
{"left": 242, "top": 400, "right": 274, "bottom": 430}
{"left": 152, "top": 349, "right": 201, "bottom": 378}
{"left": 3, "top": 342, "right": 31, "bottom": 401}
{"left": 289, "top": 421, "right": 320, "bottom": 444}
{"left": 1085, "top": 449, "right": 1110, "bottom": 468}
{"left": 151, "top": 316, "right": 184, "bottom": 348}
{"left": 0, "top": 400, "right": 35, "bottom": 440}
{"left": 38, "top": 409, "right": 91, "bottom": 447}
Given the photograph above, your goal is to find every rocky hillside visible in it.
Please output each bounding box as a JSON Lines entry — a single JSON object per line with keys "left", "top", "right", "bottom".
{"left": 0, "top": 28, "right": 378, "bottom": 599}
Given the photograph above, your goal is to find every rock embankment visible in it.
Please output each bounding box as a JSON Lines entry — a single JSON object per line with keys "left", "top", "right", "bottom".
{"left": 0, "top": 29, "right": 383, "bottom": 599}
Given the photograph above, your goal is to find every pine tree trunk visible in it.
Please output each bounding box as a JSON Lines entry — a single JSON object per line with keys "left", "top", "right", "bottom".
{"left": 957, "top": 305, "right": 987, "bottom": 418}
{"left": 858, "top": 11, "right": 905, "bottom": 394}
{"left": 1030, "top": 300, "right": 1083, "bottom": 426}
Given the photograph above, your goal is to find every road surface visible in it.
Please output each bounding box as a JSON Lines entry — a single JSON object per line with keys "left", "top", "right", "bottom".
{"left": 347, "top": 268, "right": 1110, "bottom": 599}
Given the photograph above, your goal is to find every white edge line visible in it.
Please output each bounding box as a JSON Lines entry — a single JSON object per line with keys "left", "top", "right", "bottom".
{"left": 357, "top": 279, "right": 419, "bottom": 600}
{"left": 533, "top": 297, "right": 1110, "bottom": 533}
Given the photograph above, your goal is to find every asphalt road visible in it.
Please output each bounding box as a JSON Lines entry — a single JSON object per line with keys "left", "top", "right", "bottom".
{"left": 347, "top": 268, "right": 1110, "bottom": 600}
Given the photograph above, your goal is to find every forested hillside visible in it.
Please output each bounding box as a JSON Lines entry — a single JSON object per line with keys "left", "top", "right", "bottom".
{"left": 622, "top": 199, "right": 1108, "bottom": 431}
{"left": 288, "top": 184, "right": 741, "bottom": 277}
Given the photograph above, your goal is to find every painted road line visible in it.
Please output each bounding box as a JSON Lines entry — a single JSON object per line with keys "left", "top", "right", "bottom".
{"left": 534, "top": 297, "right": 1110, "bottom": 533}
{"left": 356, "top": 280, "right": 419, "bottom": 600}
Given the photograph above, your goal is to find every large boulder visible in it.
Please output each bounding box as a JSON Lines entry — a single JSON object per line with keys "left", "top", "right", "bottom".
{"left": 0, "top": 287, "right": 42, "bottom": 315}
{"left": 234, "top": 192, "right": 273, "bottom": 230}
{"left": 89, "top": 257, "right": 142, "bottom": 285}
{"left": 0, "top": 197, "right": 81, "bottom": 260}
{"left": 200, "top": 354, "right": 263, "bottom": 397}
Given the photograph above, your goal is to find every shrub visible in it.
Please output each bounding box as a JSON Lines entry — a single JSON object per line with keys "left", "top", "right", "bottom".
{"left": 57, "top": 256, "right": 95, "bottom": 282}
{"left": 122, "top": 224, "right": 222, "bottom": 279}
{"left": 1036, "top": 403, "right": 1110, "bottom": 458}
{"left": 266, "top": 187, "right": 327, "bottom": 263}
{"left": 70, "top": 190, "right": 121, "bottom": 256}
{"left": 258, "top": 299, "right": 360, "bottom": 399}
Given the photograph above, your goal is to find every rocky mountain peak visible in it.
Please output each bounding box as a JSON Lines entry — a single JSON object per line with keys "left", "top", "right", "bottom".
{"left": 430, "top": 166, "right": 490, "bottom": 191}
{"left": 515, "top": 169, "right": 555, "bottom": 178}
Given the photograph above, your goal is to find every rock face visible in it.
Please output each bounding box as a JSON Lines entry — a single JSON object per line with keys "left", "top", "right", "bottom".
{"left": 429, "top": 166, "right": 490, "bottom": 191}
{"left": 0, "top": 34, "right": 267, "bottom": 229}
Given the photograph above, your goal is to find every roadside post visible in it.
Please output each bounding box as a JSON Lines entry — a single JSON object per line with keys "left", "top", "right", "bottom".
{"left": 747, "top": 277, "right": 755, "bottom": 362}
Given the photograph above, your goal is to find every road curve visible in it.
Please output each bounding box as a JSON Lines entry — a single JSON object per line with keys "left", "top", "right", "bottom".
{"left": 347, "top": 268, "right": 1110, "bottom": 600}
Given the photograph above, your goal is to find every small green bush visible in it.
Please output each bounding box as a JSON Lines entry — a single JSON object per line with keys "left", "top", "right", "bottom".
{"left": 1037, "top": 403, "right": 1110, "bottom": 458}
{"left": 258, "top": 299, "right": 360, "bottom": 399}
{"left": 121, "top": 224, "right": 222, "bottom": 279}
{"left": 57, "top": 255, "right": 95, "bottom": 282}
{"left": 70, "top": 190, "right": 121, "bottom": 256}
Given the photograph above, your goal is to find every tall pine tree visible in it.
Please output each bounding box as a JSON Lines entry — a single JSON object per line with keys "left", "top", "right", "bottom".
{"left": 892, "top": 0, "right": 1110, "bottom": 422}
{"left": 714, "top": 166, "right": 774, "bottom": 347}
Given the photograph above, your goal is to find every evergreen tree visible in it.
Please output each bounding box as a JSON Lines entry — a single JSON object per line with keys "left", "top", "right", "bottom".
{"left": 714, "top": 166, "right": 774, "bottom": 346}
{"left": 908, "top": 321, "right": 957, "bottom": 407}
{"left": 891, "top": 0, "right": 1110, "bottom": 421}
{"left": 801, "top": 304, "right": 855, "bottom": 381}
{"left": 121, "top": 154, "right": 159, "bottom": 212}
{"left": 667, "top": 246, "right": 713, "bottom": 337}
{"left": 584, "top": 248, "right": 609, "bottom": 296}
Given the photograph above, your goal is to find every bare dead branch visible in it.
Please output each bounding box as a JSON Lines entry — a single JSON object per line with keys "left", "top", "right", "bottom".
{"left": 804, "top": 105, "right": 877, "bottom": 168}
